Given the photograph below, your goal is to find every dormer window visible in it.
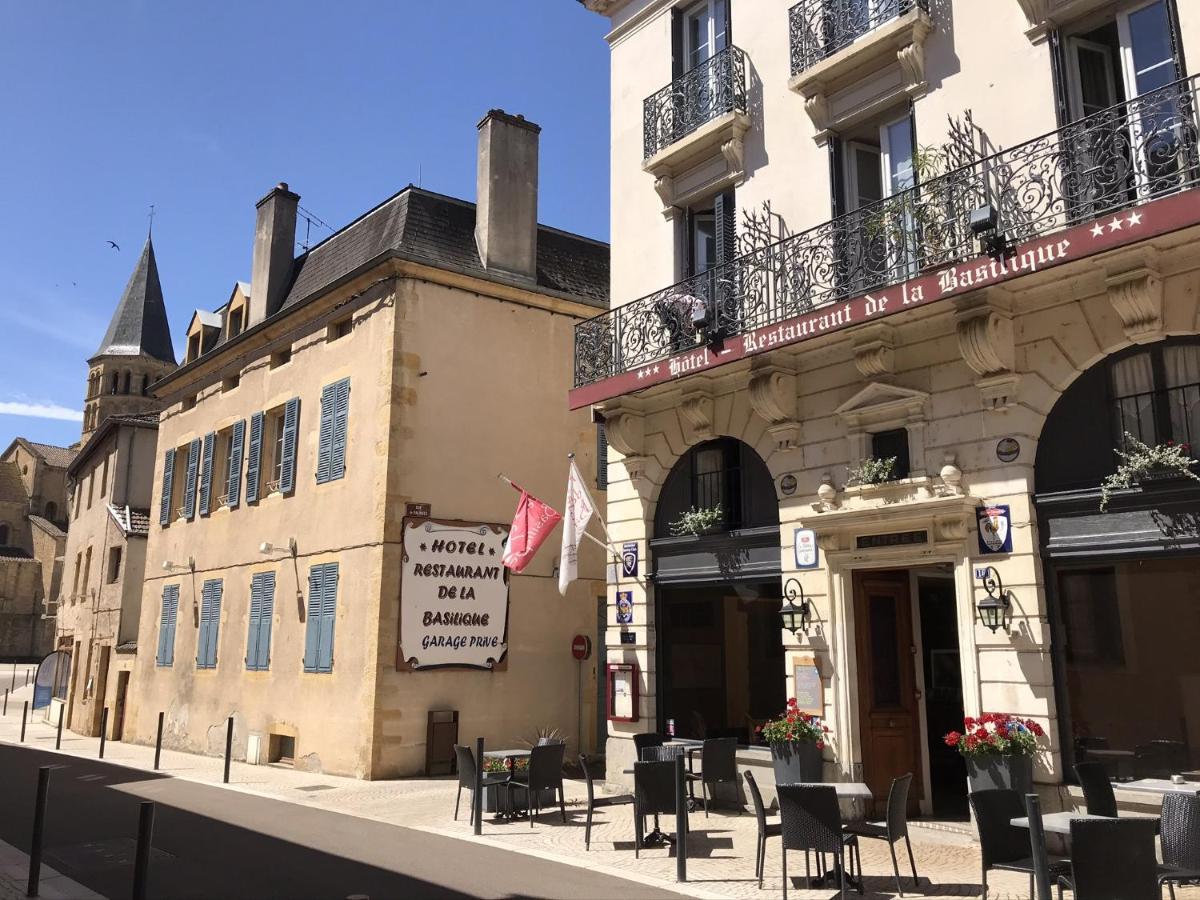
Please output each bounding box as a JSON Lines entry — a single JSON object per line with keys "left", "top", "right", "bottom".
{"left": 187, "top": 333, "right": 201, "bottom": 364}
{"left": 228, "top": 307, "right": 244, "bottom": 338}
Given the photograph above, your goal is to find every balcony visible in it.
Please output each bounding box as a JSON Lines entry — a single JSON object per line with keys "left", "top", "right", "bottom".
{"left": 642, "top": 46, "right": 749, "bottom": 209}
{"left": 575, "top": 75, "right": 1200, "bottom": 393}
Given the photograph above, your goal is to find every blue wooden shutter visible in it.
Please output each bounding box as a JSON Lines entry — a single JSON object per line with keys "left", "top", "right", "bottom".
{"left": 208, "top": 579, "right": 223, "bottom": 667}
{"left": 258, "top": 572, "right": 275, "bottom": 669}
{"left": 316, "top": 383, "right": 336, "bottom": 483}
{"left": 303, "top": 565, "right": 324, "bottom": 672}
{"left": 166, "top": 586, "right": 178, "bottom": 666}
{"left": 159, "top": 448, "right": 175, "bottom": 526}
{"left": 279, "top": 398, "right": 300, "bottom": 494}
{"left": 156, "top": 586, "right": 171, "bottom": 665}
{"left": 198, "top": 432, "right": 215, "bottom": 516}
{"left": 227, "top": 420, "right": 245, "bottom": 508}
{"left": 245, "top": 412, "right": 264, "bottom": 504}
{"left": 196, "top": 580, "right": 211, "bottom": 668}
{"left": 246, "top": 576, "right": 261, "bottom": 669}
{"left": 318, "top": 563, "right": 338, "bottom": 672}
{"left": 182, "top": 438, "right": 201, "bottom": 520}
{"left": 158, "top": 584, "right": 178, "bottom": 666}
{"left": 330, "top": 379, "right": 350, "bottom": 482}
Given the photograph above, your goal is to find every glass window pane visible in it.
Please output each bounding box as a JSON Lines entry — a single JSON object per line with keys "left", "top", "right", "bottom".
{"left": 887, "top": 119, "right": 915, "bottom": 193}
{"left": 1128, "top": 1, "right": 1173, "bottom": 93}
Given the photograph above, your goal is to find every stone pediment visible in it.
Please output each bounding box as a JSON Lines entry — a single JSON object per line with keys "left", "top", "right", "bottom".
{"left": 835, "top": 383, "right": 929, "bottom": 429}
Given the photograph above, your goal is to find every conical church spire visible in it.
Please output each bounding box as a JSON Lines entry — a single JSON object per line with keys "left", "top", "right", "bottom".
{"left": 92, "top": 236, "right": 176, "bottom": 365}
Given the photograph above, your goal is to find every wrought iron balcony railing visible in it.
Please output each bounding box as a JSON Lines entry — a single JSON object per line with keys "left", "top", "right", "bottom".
{"left": 643, "top": 45, "right": 748, "bottom": 160}
{"left": 789, "top": 0, "right": 927, "bottom": 76}
{"left": 577, "top": 74, "right": 1200, "bottom": 389}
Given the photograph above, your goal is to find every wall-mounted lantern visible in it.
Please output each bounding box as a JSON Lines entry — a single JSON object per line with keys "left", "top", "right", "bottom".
{"left": 781, "top": 577, "right": 812, "bottom": 635}
{"left": 976, "top": 565, "right": 1011, "bottom": 633}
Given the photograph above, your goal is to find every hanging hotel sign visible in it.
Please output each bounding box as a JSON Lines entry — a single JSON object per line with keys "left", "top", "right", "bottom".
{"left": 621, "top": 542, "right": 639, "bottom": 578}
{"left": 399, "top": 517, "right": 509, "bottom": 670}
{"left": 615, "top": 590, "right": 634, "bottom": 625}
{"left": 569, "top": 188, "right": 1200, "bottom": 409}
{"left": 794, "top": 528, "right": 819, "bottom": 569}
{"left": 977, "top": 505, "right": 1013, "bottom": 554}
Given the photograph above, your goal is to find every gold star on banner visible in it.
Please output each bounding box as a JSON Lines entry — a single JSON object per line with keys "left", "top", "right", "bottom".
{"left": 1109, "top": 217, "right": 1123, "bottom": 232}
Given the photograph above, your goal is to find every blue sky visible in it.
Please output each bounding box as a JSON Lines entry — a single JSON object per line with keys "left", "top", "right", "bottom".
{"left": 0, "top": 1, "right": 610, "bottom": 449}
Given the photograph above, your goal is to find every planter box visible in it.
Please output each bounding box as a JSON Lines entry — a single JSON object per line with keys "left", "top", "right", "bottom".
{"left": 482, "top": 781, "right": 557, "bottom": 814}
{"left": 770, "top": 741, "right": 823, "bottom": 784}
{"left": 966, "top": 754, "right": 1033, "bottom": 795}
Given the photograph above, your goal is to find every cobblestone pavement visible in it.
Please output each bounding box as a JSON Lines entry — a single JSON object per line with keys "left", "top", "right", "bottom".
{"left": 0, "top": 686, "right": 1193, "bottom": 900}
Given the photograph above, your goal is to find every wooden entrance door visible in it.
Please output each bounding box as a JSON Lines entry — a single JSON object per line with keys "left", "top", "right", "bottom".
{"left": 112, "top": 671, "right": 129, "bottom": 741}
{"left": 854, "top": 570, "right": 921, "bottom": 816}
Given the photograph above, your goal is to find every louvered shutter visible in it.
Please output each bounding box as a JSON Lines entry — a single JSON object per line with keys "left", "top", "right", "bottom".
{"left": 245, "top": 412, "right": 264, "bottom": 503}
{"left": 182, "top": 438, "right": 201, "bottom": 520}
{"left": 159, "top": 448, "right": 175, "bottom": 526}
{"left": 166, "top": 586, "right": 178, "bottom": 666}
{"left": 318, "top": 563, "right": 338, "bottom": 672}
{"left": 303, "top": 565, "right": 324, "bottom": 672}
{"left": 715, "top": 190, "right": 736, "bottom": 266}
{"left": 316, "top": 383, "right": 336, "bottom": 483}
{"left": 156, "top": 587, "right": 171, "bottom": 665}
{"left": 207, "top": 579, "right": 223, "bottom": 668}
{"left": 196, "top": 580, "right": 211, "bottom": 668}
{"left": 671, "top": 8, "right": 684, "bottom": 79}
{"left": 596, "top": 422, "right": 608, "bottom": 490}
{"left": 227, "top": 420, "right": 245, "bottom": 508}
{"left": 279, "top": 398, "right": 300, "bottom": 494}
{"left": 198, "top": 432, "right": 215, "bottom": 516}
{"left": 258, "top": 572, "right": 275, "bottom": 669}
{"left": 246, "top": 576, "right": 261, "bottom": 669}
{"left": 330, "top": 379, "right": 350, "bottom": 481}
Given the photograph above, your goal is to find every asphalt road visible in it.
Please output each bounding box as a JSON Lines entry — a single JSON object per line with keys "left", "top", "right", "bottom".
{"left": 0, "top": 745, "right": 679, "bottom": 900}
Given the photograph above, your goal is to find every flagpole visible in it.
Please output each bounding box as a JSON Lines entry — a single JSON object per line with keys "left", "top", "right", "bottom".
{"left": 500, "top": 471, "right": 619, "bottom": 560}
{"left": 567, "top": 453, "right": 620, "bottom": 554}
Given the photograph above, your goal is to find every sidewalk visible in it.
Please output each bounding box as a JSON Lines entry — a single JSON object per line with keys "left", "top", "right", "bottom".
{"left": 0, "top": 839, "right": 104, "bottom": 900}
{"left": 0, "top": 687, "right": 1191, "bottom": 900}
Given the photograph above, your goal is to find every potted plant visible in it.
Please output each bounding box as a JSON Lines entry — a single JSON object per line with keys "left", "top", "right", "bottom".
{"left": 944, "top": 713, "right": 1044, "bottom": 795}
{"left": 759, "top": 698, "right": 828, "bottom": 784}
{"left": 1100, "top": 433, "right": 1200, "bottom": 511}
{"left": 479, "top": 755, "right": 559, "bottom": 813}
{"left": 669, "top": 504, "right": 724, "bottom": 536}
{"left": 846, "top": 456, "right": 898, "bottom": 487}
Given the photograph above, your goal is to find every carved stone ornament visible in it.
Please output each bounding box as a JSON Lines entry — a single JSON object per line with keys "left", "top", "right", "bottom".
{"left": 721, "top": 137, "right": 745, "bottom": 178}
{"left": 678, "top": 389, "right": 715, "bottom": 444}
{"left": 601, "top": 403, "right": 645, "bottom": 459}
{"left": 653, "top": 175, "right": 675, "bottom": 209}
{"left": 853, "top": 324, "right": 896, "bottom": 379}
{"left": 804, "top": 93, "right": 832, "bottom": 137}
{"left": 1106, "top": 265, "right": 1164, "bottom": 345}
{"left": 955, "top": 292, "right": 1020, "bottom": 410}
{"left": 897, "top": 39, "right": 927, "bottom": 96}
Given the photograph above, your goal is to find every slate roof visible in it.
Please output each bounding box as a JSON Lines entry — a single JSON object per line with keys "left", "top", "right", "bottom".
{"left": 108, "top": 504, "right": 150, "bottom": 537}
{"left": 28, "top": 516, "right": 65, "bottom": 540}
{"left": 0, "top": 461, "right": 26, "bottom": 504}
{"left": 281, "top": 187, "right": 609, "bottom": 312}
{"left": 5, "top": 439, "right": 76, "bottom": 470}
{"left": 93, "top": 237, "right": 177, "bottom": 365}
{"left": 0, "top": 547, "right": 32, "bottom": 559}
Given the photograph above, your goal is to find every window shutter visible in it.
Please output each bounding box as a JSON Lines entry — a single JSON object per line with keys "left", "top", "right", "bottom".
{"left": 596, "top": 422, "right": 608, "bottom": 490}
{"left": 1048, "top": 30, "right": 1071, "bottom": 127}
{"left": 715, "top": 190, "right": 737, "bottom": 266}
{"left": 227, "top": 420, "right": 245, "bottom": 509}
{"left": 182, "top": 438, "right": 201, "bottom": 520}
{"left": 197, "top": 580, "right": 211, "bottom": 667}
{"left": 157, "top": 587, "right": 171, "bottom": 665}
{"left": 671, "top": 8, "right": 684, "bottom": 79}
{"left": 245, "top": 412, "right": 264, "bottom": 504}
{"left": 303, "top": 565, "right": 324, "bottom": 672}
{"left": 198, "top": 432, "right": 215, "bottom": 516}
{"left": 318, "top": 563, "right": 338, "bottom": 672}
{"left": 316, "top": 383, "right": 336, "bottom": 483}
{"left": 828, "top": 136, "right": 846, "bottom": 219}
{"left": 259, "top": 572, "right": 275, "bottom": 669}
{"left": 1165, "top": 0, "right": 1186, "bottom": 80}
{"left": 723, "top": 0, "right": 732, "bottom": 47}
{"left": 207, "top": 579, "right": 223, "bottom": 668}
{"left": 246, "top": 575, "right": 261, "bottom": 669}
{"left": 159, "top": 448, "right": 175, "bottom": 526}
{"left": 168, "top": 586, "right": 179, "bottom": 666}
{"left": 330, "top": 379, "right": 350, "bottom": 481}
{"left": 279, "top": 398, "right": 300, "bottom": 494}
{"left": 159, "top": 584, "right": 178, "bottom": 666}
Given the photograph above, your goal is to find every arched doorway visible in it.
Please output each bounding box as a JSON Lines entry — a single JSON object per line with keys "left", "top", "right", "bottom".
{"left": 651, "top": 438, "right": 783, "bottom": 742}
{"left": 1037, "top": 338, "right": 1200, "bottom": 780}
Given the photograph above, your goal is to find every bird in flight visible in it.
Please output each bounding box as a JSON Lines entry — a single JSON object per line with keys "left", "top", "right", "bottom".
{"left": 107, "top": 240, "right": 120, "bottom": 251}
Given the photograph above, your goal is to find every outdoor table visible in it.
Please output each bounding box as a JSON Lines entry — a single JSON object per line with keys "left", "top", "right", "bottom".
{"left": 1088, "top": 748, "right": 1136, "bottom": 779}
{"left": 482, "top": 749, "right": 531, "bottom": 820}
{"left": 1118, "top": 778, "right": 1200, "bottom": 796}
{"left": 1012, "top": 812, "right": 1161, "bottom": 836}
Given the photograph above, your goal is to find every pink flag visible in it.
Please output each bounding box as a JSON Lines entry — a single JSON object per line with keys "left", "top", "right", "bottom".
{"left": 503, "top": 487, "right": 562, "bottom": 573}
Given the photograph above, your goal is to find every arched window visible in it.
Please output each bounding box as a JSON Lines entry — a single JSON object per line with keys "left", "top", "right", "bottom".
{"left": 0, "top": 524, "right": 10, "bottom": 546}
{"left": 110, "top": 372, "right": 119, "bottom": 394}
{"left": 122, "top": 371, "right": 132, "bottom": 394}
{"left": 654, "top": 438, "right": 778, "bottom": 537}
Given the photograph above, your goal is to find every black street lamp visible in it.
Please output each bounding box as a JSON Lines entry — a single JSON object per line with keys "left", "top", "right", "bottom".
{"left": 976, "top": 565, "right": 1011, "bottom": 633}
{"left": 781, "top": 577, "right": 811, "bottom": 635}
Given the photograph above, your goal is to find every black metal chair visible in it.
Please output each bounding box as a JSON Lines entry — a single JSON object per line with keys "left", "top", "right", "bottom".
{"left": 632, "top": 760, "right": 687, "bottom": 857}
{"left": 1024, "top": 793, "right": 1055, "bottom": 900}
{"left": 686, "top": 737, "right": 739, "bottom": 818}
{"left": 743, "top": 770, "right": 781, "bottom": 890}
{"left": 1060, "top": 817, "right": 1159, "bottom": 900}
{"left": 777, "top": 784, "right": 860, "bottom": 900}
{"left": 503, "top": 742, "right": 567, "bottom": 828}
{"left": 1074, "top": 761, "right": 1118, "bottom": 817}
{"left": 1134, "top": 740, "right": 1188, "bottom": 779}
{"left": 633, "top": 732, "right": 664, "bottom": 761}
{"left": 453, "top": 743, "right": 506, "bottom": 825}
{"left": 970, "top": 789, "right": 1069, "bottom": 900}
{"left": 843, "top": 773, "right": 918, "bottom": 896}
{"left": 1159, "top": 792, "right": 1200, "bottom": 899}
{"left": 579, "top": 753, "right": 633, "bottom": 851}
{"left": 1073, "top": 735, "right": 1109, "bottom": 766}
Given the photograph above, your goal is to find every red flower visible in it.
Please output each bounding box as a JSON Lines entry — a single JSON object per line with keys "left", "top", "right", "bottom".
{"left": 816, "top": 741, "right": 825, "bottom": 750}
{"left": 964, "top": 716, "right": 976, "bottom": 730}
{"left": 787, "top": 698, "right": 798, "bottom": 708}
{"left": 944, "top": 731, "right": 962, "bottom": 747}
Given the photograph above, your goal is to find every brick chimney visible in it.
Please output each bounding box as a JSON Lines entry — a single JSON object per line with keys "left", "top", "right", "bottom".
{"left": 475, "top": 110, "right": 540, "bottom": 281}
{"left": 248, "top": 182, "right": 299, "bottom": 326}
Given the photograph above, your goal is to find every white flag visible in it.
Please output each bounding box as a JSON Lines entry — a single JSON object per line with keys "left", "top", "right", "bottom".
{"left": 559, "top": 459, "right": 596, "bottom": 595}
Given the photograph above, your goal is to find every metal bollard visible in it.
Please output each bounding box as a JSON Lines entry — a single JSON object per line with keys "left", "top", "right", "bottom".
{"left": 153, "top": 712, "right": 164, "bottom": 770}
{"left": 99, "top": 708, "right": 109, "bottom": 759}
{"left": 20, "top": 701, "right": 28, "bottom": 742}
{"left": 10, "top": 661, "right": 15, "bottom": 692}
{"left": 222, "top": 716, "right": 233, "bottom": 784}
{"left": 473, "top": 737, "right": 484, "bottom": 836}
{"left": 4, "top": 688, "right": 8, "bottom": 716}
{"left": 26, "top": 766, "right": 50, "bottom": 897}
{"left": 675, "top": 754, "right": 688, "bottom": 882}
{"left": 55, "top": 709, "right": 63, "bottom": 750}
{"left": 131, "top": 801, "right": 155, "bottom": 900}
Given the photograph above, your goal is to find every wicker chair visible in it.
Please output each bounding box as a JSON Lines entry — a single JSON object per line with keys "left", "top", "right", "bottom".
{"left": 453, "top": 743, "right": 507, "bottom": 825}
{"left": 633, "top": 760, "right": 687, "bottom": 857}
{"left": 1060, "top": 817, "right": 1159, "bottom": 900}
{"left": 970, "top": 789, "right": 1069, "bottom": 900}
{"left": 777, "top": 784, "right": 860, "bottom": 900}
{"left": 843, "top": 773, "right": 918, "bottom": 896}
{"left": 1159, "top": 792, "right": 1200, "bottom": 899}
{"left": 633, "top": 732, "right": 664, "bottom": 761}
{"left": 743, "top": 770, "right": 781, "bottom": 890}
{"left": 502, "top": 741, "right": 567, "bottom": 828}
{"left": 686, "top": 737, "right": 739, "bottom": 818}
{"left": 1074, "top": 761, "right": 1118, "bottom": 817}
{"left": 579, "top": 754, "right": 633, "bottom": 851}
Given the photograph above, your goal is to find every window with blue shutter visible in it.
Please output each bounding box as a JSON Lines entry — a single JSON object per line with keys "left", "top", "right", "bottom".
{"left": 245, "top": 412, "right": 264, "bottom": 504}
{"left": 317, "top": 378, "right": 350, "bottom": 484}
{"left": 198, "top": 432, "right": 215, "bottom": 516}
{"left": 159, "top": 448, "right": 176, "bottom": 526}
{"left": 196, "top": 578, "right": 223, "bottom": 669}
{"left": 156, "top": 584, "right": 179, "bottom": 666}
{"left": 246, "top": 572, "right": 275, "bottom": 671}
{"left": 182, "top": 438, "right": 201, "bottom": 520}
{"left": 279, "top": 398, "right": 300, "bottom": 494}
{"left": 303, "top": 562, "right": 338, "bottom": 673}
{"left": 226, "top": 420, "right": 245, "bottom": 508}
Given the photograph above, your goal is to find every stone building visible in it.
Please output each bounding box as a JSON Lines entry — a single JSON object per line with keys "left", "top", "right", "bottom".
{"left": 132, "top": 110, "right": 610, "bottom": 778}
{"left": 577, "top": 0, "right": 1200, "bottom": 815}
{"left": 0, "top": 438, "right": 74, "bottom": 659}
{"left": 58, "top": 237, "right": 175, "bottom": 737}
